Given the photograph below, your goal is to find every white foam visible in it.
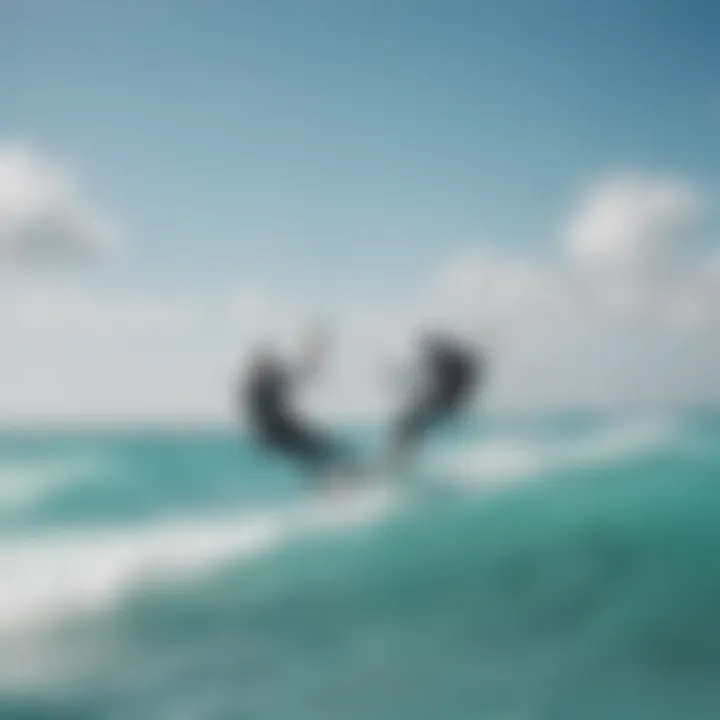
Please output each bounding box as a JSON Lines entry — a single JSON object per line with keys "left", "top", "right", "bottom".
{"left": 433, "top": 416, "right": 677, "bottom": 488}
{"left": 0, "top": 455, "right": 102, "bottom": 510}
{"left": 0, "top": 482, "right": 401, "bottom": 636}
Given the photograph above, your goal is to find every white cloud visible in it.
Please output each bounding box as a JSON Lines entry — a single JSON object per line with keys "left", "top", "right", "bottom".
{"left": 0, "top": 280, "right": 317, "bottom": 423}
{"left": 0, "top": 167, "right": 718, "bottom": 422}
{"left": 0, "top": 143, "right": 119, "bottom": 266}
{"left": 409, "top": 170, "right": 720, "bottom": 411}
{"left": 562, "top": 172, "right": 704, "bottom": 269}
{"left": 0, "top": 283, "right": 199, "bottom": 340}
{"left": 225, "top": 284, "right": 311, "bottom": 351}
{"left": 555, "top": 173, "right": 713, "bottom": 338}
{"left": 429, "top": 248, "right": 566, "bottom": 348}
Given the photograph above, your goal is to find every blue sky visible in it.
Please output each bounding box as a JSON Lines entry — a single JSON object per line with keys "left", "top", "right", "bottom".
{"left": 4, "top": 0, "right": 718, "bottom": 294}
{"left": 0, "top": 0, "right": 719, "bottom": 418}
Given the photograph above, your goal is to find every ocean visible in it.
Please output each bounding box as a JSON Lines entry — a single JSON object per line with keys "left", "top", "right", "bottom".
{"left": 0, "top": 411, "right": 719, "bottom": 719}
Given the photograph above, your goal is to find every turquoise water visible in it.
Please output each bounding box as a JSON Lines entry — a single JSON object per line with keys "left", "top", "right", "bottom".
{"left": 0, "top": 412, "right": 719, "bottom": 719}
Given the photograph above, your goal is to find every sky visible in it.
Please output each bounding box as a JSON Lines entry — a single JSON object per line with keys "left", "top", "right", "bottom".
{"left": 0, "top": 0, "right": 719, "bottom": 422}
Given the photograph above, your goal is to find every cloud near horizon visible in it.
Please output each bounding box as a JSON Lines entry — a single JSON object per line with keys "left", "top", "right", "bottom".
{"left": 0, "top": 158, "right": 718, "bottom": 421}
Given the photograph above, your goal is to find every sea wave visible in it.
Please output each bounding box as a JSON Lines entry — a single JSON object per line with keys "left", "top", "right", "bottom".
{"left": 432, "top": 415, "right": 682, "bottom": 487}
{"left": 0, "top": 455, "right": 104, "bottom": 512}
{"left": 52, "top": 455, "right": 720, "bottom": 720}
{"left": 2, "top": 417, "right": 720, "bottom": 718}
{"left": 0, "top": 483, "right": 400, "bottom": 636}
